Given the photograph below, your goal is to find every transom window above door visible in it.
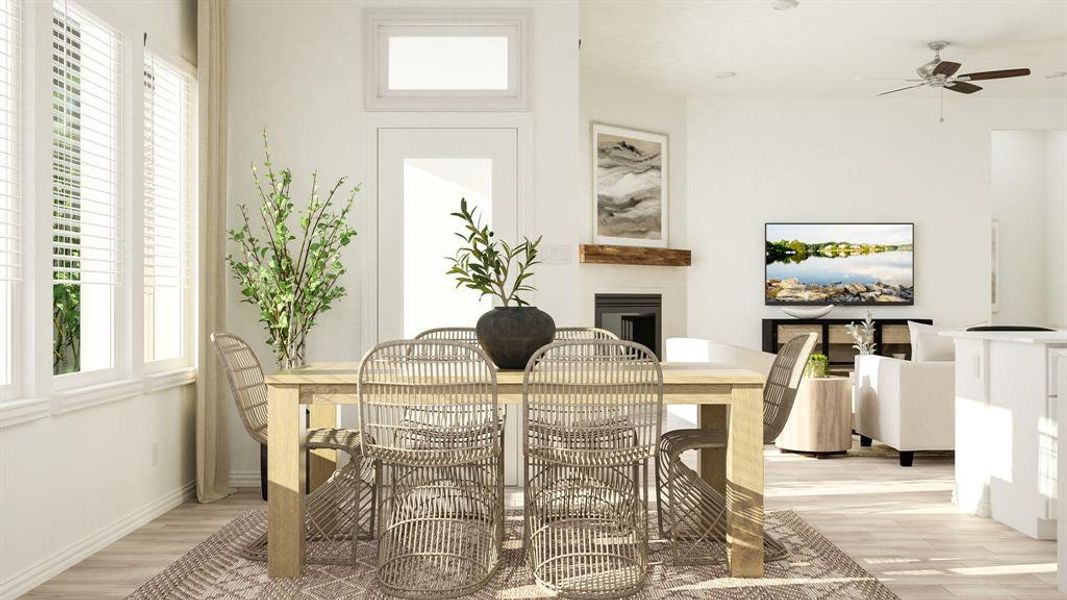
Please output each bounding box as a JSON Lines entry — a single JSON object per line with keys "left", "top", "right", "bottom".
{"left": 364, "top": 10, "right": 528, "bottom": 111}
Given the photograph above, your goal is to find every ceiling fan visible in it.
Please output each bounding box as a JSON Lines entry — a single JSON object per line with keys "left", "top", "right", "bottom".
{"left": 876, "top": 41, "right": 1031, "bottom": 96}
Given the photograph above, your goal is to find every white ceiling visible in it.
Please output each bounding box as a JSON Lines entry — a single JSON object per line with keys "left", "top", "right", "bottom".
{"left": 579, "top": 0, "right": 1067, "bottom": 97}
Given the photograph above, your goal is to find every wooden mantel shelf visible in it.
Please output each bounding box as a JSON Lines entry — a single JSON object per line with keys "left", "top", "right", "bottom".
{"left": 578, "top": 244, "right": 692, "bottom": 267}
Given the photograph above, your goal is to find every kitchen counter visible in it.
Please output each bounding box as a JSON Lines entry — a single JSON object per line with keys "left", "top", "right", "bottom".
{"left": 940, "top": 330, "right": 1067, "bottom": 344}
{"left": 943, "top": 331, "right": 1065, "bottom": 540}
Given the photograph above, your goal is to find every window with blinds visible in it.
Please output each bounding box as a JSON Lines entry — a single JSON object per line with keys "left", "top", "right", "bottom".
{"left": 51, "top": 0, "right": 121, "bottom": 375}
{"left": 143, "top": 50, "right": 193, "bottom": 363}
{"left": 0, "top": 0, "right": 19, "bottom": 391}
{"left": 0, "top": 0, "right": 19, "bottom": 285}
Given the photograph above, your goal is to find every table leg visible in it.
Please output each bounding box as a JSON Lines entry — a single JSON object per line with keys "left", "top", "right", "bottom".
{"left": 726, "top": 385, "right": 764, "bottom": 578}
{"left": 268, "top": 384, "right": 305, "bottom": 578}
{"left": 308, "top": 405, "right": 337, "bottom": 492}
{"left": 697, "top": 405, "right": 727, "bottom": 494}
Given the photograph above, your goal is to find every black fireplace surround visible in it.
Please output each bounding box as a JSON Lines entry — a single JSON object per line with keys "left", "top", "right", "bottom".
{"left": 594, "top": 294, "right": 663, "bottom": 358}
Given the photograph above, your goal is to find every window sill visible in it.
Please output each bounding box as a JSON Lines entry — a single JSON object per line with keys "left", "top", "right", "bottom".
{"left": 0, "top": 397, "right": 52, "bottom": 429}
{"left": 143, "top": 367, "right": 197, "bottom": 393}
{"left": 0, "top": 368, "right": 198, "bottom": 428}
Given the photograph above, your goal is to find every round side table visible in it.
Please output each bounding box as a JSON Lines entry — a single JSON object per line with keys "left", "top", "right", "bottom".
{"left": 775, "top": 376, "right": 852, "bottom": 456}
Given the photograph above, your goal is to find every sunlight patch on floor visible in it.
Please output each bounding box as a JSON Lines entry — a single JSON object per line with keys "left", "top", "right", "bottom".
{"left": 669, "top": 576, "right": 874, "bottom": 591}
{"left": 767, "top": 480, "right": 952, "bottom": 498}
{"left": 948, "top": 563, "right": 1057, "bottom": 576}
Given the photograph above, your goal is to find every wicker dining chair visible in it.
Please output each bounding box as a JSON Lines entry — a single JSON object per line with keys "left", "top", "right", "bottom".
{"left": 654, "top": 332, "right": 818, "bottom": 564}
{"left": 554, "top": 326, "right": 620, "bottom": 341}
{"left": 414, "top": 326, "right": 480, "bottom": 345}
{"left": 210, "top": 332, "right": 377, "bottom": 566}
{"left": 357, "top": 340, "right": 504, "bottom": 599}
{"left": 523, "top": 339, "right": 663, "bottom": 599}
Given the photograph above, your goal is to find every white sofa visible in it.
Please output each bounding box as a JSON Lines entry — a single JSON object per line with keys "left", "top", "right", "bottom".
{"left": 853, "top": 355, "right": 955, "bottom": 466}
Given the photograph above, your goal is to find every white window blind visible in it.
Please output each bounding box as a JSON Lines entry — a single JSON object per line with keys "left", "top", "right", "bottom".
{"left": 51, "top": 0, "right": 122, "bottom": 286}
{"left": 143, "top": 50, "right": 192, "bottom": 292}
{"left": 0, "top": 0, "right": 20, "bottom": 283}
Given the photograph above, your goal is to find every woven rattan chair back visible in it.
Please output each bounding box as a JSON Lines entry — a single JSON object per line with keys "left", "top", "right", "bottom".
{"left": 358, "top": 340, "right": 500, "bottom": 461}
{"left": 762, "top": 333, "right": 818, "bottom": 444}
{"left": 523, "top": 339, "right": 662, "bottom": 466}
{"left": 357, "top": 339, "right": 503, "bottom": 599}
{"left": 522, "top": 339, "right": 662, "bottom": 599}
{"left": 210, "top": 332, "right": 269, "bottom": 445}
{"left": 413, "top": 326, "right": 480, "bottom": 346}
{"left": 553, "top": 326, "right": 620, "bottom": 341}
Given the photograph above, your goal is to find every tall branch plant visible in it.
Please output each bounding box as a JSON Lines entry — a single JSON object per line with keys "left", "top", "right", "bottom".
{"left": 227, "top": 131, "right": 358, "bottom": 368}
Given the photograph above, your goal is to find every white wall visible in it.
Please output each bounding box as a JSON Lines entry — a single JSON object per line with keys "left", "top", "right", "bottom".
{"left": 992, "top": 130, "right": 1053, "bottom": 325}
{"left": 577, "top": 75, "right": 688, "bottom": 342}
{"left": 1048, "top": 131, "right": 1067, "bottom": 328}
{"left": 224, "top": 0, "right": 581, "bottom": 481}
{"left": 0, "top": 387, "right": 195, "bottom": 597}
{"left": 686, "top": 97, "right": 1067, "bottom": 348}
{"left": 0, "top": 1, "right": 196, "bottom": 597}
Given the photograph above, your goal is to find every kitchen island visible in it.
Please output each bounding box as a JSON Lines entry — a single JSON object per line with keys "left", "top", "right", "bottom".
{"left": 941, "top": 330, "right": 1066, "bottom": 541}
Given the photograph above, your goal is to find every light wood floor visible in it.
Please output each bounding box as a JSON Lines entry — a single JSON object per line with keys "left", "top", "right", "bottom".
{"left": 22, "top": 439, "right": 1064, "bottom": 600}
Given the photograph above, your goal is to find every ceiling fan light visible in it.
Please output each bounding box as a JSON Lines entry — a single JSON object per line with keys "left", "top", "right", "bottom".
{"left": 771, "top": 0, "right": 799, "bottom": 10}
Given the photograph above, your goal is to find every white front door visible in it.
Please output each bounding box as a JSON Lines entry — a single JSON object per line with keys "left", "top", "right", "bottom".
{"left": 377, "top": 128, "right": 518, "bottom": 340}
{"left": 376, "top": 127, "right": 521, "bottom": 483}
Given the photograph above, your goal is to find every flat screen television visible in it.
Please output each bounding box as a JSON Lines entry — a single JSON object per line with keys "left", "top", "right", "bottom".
{"left": 765, "top": 223, "right": 914, "bottom": 306}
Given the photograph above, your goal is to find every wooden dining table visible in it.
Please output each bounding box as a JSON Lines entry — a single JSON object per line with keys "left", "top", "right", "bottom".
{"left": 264, "top": 362, "right": 767, "bottom": 579}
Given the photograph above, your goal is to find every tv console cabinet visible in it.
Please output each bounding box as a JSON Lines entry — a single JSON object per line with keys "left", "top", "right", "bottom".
{"left": 761, "top": 318, "right": 932, "bottom": 375}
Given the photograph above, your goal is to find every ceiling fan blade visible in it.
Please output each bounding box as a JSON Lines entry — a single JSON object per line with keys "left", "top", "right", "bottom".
{"left": 957, "top": 68, "right": 1031, "bottom": 81}
{"left": 932, "top": 61, "right": 962, "bottom": 77}
{"left": 876, "top": 83, "right": 926, "bottom": 96}
{"left": 854, "top": 76, "right": 925, "bottom": 81}
{"left": 945, "top": 81, "right": 983, "bottom": 94}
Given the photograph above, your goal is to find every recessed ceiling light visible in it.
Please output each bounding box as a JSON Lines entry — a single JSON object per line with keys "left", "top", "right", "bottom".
{"left": 1047, "top": 71, "right": 1067, "bottom": 79}
{"left": 771, "top": 0, "right": 799, "bottom": 10}
{"left": 714, "top": 71, "right": 737, "bottom": 79}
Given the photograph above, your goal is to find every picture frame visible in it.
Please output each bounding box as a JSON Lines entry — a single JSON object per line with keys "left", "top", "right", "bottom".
{"left": 591, "top": 122, "right": 668, "bottom": 248}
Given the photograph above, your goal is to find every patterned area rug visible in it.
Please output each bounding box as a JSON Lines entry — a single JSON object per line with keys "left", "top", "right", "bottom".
{"left": 128, "top": 509, "right": 900, "bottom": 599}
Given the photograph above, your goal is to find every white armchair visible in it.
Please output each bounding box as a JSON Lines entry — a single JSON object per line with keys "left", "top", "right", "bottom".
{"left": 853, "top": 355, "right": 955, "bottom": 467}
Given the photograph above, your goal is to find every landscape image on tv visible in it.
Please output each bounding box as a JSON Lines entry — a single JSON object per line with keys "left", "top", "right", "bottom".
{"left": 766, "top": 223, "right": 914, "bottom": 305}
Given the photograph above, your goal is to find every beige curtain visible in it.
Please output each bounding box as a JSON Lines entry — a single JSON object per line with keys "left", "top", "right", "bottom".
{"left": 195, "top": 0, "right": 235, "bottom": 503}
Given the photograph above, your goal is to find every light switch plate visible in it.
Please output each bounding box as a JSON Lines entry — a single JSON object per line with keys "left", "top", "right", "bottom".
{"left": 540, "top": 244, "right": 574, "bottom": 265}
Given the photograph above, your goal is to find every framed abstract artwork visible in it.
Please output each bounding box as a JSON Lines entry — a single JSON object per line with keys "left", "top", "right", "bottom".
{"left": 592, "top": 123, "right": 668, "bottom": 248}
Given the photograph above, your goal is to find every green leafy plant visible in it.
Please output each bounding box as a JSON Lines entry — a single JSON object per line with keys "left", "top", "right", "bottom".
{"left": 226, "top": 130, "right": 358, "bottom": 368}
{"left": 52, "top": 281, "right": 80, "bottom": 374}
{"left": 446, "top": 198, "right": 542, "bottom": 307}
{"left": 806, "top": 353, "right": 829, "bottom": 378}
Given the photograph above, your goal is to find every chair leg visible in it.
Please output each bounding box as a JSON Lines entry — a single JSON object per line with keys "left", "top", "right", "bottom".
{"left": 352, "top": 458, "right": 363, "bottom": 565}
{"left": 899, "top": 451, "right": 915, "bottom": 467}
{"left": 259, "top": 444, "right": 268, "bottom": 501}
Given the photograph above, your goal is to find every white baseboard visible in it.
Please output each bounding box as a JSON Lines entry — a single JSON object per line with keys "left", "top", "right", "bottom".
{"left": 0, "top": 480, "right": 196, "bottom": 600}
{"left": 229, "top": 470, "right": 261, "bottom": 489}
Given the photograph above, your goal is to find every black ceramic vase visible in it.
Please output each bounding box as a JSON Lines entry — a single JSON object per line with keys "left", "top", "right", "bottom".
{"left": 476, "top": 306, "right": 555, "bottom": 369}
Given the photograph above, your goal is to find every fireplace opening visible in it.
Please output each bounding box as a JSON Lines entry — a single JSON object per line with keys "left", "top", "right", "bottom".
{"left": 594, "top": 294, "right": 663, "bottom": 358}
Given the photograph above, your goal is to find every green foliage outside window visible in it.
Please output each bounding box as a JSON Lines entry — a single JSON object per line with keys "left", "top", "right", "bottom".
{"left": 52, "top": 280, "right": 81, "bottom": 374}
